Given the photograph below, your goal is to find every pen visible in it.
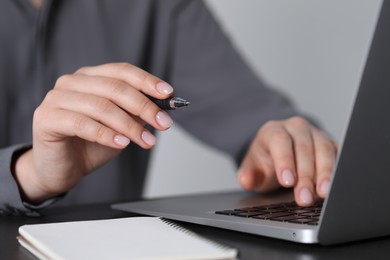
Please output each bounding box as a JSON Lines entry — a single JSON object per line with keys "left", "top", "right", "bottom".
{"left": 150, "top": 96, "right": 190, "bottom": 110}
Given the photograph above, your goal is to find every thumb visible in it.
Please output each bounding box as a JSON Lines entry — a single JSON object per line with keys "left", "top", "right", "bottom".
{"left": 237, "top": 153, "right": 279, "bottom": 193}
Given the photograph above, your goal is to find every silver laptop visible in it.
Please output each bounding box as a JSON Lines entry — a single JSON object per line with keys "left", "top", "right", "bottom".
{"left": 112, "top": 1, "right": 390, "bottom": 245}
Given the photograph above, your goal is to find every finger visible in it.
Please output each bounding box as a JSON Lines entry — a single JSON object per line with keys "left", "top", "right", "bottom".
{"left": 237, "top": 144, "right": 279, "bottom": 192}
{"left": 264, "top": 122, "right": 297, "bottom": 188}
{"left": 54, "top": 74, "right": 173, "bottom": 131}
{"left": 75, "top": 63, "right": 173, "bottom": 98}
{"left": 44, "top": 89, "right": 156, "bottom": 149}
{"left": 312, "top": 129, "right": 337, "bottom": 198}
{"left": 35, "top": 107, "right": 131, "bottom": 149}
{"left": 285, "top": 118, "right": 316, "bottom": 206}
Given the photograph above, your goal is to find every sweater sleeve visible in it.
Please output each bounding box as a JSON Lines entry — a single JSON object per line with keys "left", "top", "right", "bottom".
{"left": 0, "top": 144, "right": 62, "bottom": 217}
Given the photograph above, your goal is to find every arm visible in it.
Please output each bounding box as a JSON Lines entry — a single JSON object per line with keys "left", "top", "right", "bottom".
{"left": 168, "top": 1, "right": 337, "bottom": 205}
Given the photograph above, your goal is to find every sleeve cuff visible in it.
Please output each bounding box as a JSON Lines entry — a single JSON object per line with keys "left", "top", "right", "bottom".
{"left": 0, "top": 144, "right": 65, "bottom": 217}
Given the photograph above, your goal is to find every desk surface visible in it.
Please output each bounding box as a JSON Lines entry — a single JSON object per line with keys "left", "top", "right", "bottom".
{"left": 1, "top": 203, "right": 390, "bottom": 260}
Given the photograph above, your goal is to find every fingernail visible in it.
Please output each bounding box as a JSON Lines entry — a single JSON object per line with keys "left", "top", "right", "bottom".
{"left": 156, "top": 111, "right": 173, "bottom": 128}
{"left": 141, "top": 131, "right": 157, "bottom": 146}
{"left": 299, "top": 188, "right": 313, "bottom": 205}
{"left": 156, "top": 82, "right": 173, "bottom": 95}
{"left": 281, "top": 169, "right": 295, "bottom": 187}
{"left": 114, "top": 135, "right": 130, "bottom": 147}
{"left": 320, "top": 179, "right": 330, "bottom": 196}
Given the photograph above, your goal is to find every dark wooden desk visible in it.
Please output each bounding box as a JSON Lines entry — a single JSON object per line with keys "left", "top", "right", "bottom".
{"left": 1, "top": 203, "right": 389, "bottom": 260}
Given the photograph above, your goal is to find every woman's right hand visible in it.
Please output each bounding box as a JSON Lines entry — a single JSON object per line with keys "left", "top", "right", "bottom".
{"left": 13, "top": 63, "right": 174, "bottom": 204}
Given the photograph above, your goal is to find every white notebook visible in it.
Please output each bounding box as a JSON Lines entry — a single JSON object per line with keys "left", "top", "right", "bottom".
{"left": 17, "top": 217, "right": 238, "bottom": 260}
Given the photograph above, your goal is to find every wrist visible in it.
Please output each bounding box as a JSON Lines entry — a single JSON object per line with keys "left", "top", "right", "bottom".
{"left": 12, "top": 148, "right": 55, "bottom": 205}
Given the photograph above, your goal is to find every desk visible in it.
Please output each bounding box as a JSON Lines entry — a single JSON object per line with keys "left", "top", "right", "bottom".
{"left": 1, "top": 203, "right": 389, "bottom": 260}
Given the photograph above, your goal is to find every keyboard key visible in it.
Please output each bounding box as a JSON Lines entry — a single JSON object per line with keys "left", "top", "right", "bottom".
{"left": 215, "top": 199, "right": 323, "bottom": 226}
{"left": 300, "top": 212, "right": 321, "bottom": 217}
{"left": 289, "top": 209, "right": 312, "bottom": 214}
{"left": 253, "top": 212, "right": 294, "bottom": 220}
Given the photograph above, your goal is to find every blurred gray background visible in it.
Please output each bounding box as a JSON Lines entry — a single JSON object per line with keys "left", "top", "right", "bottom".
{"left": 144, "top": 0, "right": 383, "bottom": 198}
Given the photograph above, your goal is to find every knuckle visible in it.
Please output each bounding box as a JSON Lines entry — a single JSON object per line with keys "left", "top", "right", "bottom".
{"left": 117, "top": 62, "right": 132, "bottom": 69}
{"left": 296, "top": 141, "right": 313, "bottom": 154}
{"left": 260, "top": 159, "right": 274, "bottom": 176}
{"left": 55, "top": 74, "right": 72, "bottom": 88}
{"left": 318, "top": 163, "right": 334, "bottom": 176}
{"left": 314, "top": 130, "right": 338, "bottom": 154}
{"left": 137, "top": 70, "right": 157, "bottom": 90}
{"left": 33, "top": 105, "right": 47, "bottom": 123}
{"left": 260, "top": 120, "right": 283, "bottom": 138}
{"left": 76, "top": 66, "right": 92, "bottom": 74}
{"left": 269, "top": 130, "right": 290, "bottom": 144}
{"left": 136, "top": 96, "right": 154, "bottom": 116}
{"left": 44, "top": 89, "right": 58, "bottom": 101}
{"left": 125, "top": 118, "right": 141, "bottom": 135}
{"left": 322, "top": 136, "right": 338, "bottom": 151}
{"left": 117, "top": 62, "right": 134, "bottom": 74}
{"left": 73, "top": 116, "right": 89, "bottom": 131}
{"left": 106, "top": 78, "right": 127, "bottom": 96}
{"left": 33, "top": 90, "right": 63, "bottom": 127}
{"left": 140, "top": 72, "right": 152, "bottom": 85}
{"left": 262, "top": 120, "right": 279, "bottom": 130}
{"left": 125, "top": 120, "right": 135, "bottom": 134}
{"left": 94, "top": 98, "right": 114, "bottom": 114}
{"left": 34, "top": 90, "right": 58, "bottom": 119}
{"left": 323, "top": 141, "right": 337, "bottom": 155}
{"left": 94, "top": 124, "right": 106, "bottom": 143}
{"left": 298, "top": 174, "right": 314, "bottom": 184}
{"left": 288, "top": 116, "right": 309, "bottom": 127}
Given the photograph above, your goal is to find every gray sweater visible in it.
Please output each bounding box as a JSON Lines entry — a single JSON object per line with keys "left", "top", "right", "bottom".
{"left": 0, "top": 0, "right": 295, "bottom": 216}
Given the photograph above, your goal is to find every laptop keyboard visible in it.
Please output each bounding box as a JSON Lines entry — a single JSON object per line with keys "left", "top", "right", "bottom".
{"left": 215, "top": 200, "right": 323, "bottom": 226}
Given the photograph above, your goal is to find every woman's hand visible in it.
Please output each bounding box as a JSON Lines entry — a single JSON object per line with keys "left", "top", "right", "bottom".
{"left": 238, "top": 116, "right": 338, "bottom": 206}
{"left": 14, "top": 63, "right": 174, "bottom": 203}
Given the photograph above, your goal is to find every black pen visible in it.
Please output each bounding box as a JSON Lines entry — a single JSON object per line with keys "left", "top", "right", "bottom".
{"left": 150, "top": 96, "right": 190, "bottom": 110}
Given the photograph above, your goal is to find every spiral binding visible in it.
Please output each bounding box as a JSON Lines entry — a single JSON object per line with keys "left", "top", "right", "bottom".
{"left": 158, "top": 217, "right": 237, "bottom": 254}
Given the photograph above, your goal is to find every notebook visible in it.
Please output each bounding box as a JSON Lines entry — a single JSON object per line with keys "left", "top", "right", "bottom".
{"left": 17, "top": 217, "right": 238, "bottom": 260}
{"left": 112, "top": 0, "right": 390, "bottom": 245}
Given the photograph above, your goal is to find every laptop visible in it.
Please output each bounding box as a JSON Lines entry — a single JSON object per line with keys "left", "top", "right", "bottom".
{"left": 112, "top": 0, "right": 390, "bottom": 245}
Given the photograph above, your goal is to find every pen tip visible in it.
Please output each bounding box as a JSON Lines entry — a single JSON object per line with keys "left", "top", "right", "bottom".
{"left": 173, "top": 97, "right": 190, "bottom": 108}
